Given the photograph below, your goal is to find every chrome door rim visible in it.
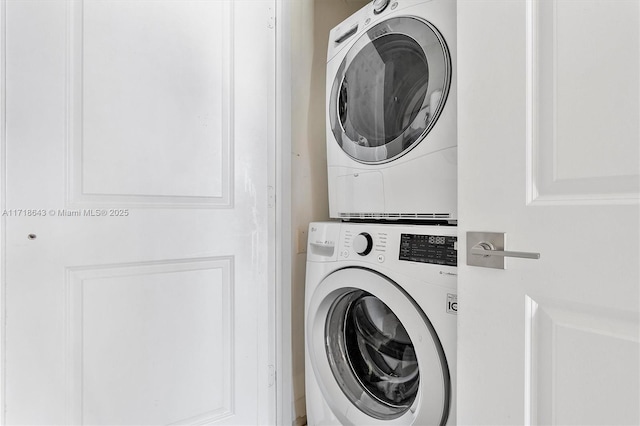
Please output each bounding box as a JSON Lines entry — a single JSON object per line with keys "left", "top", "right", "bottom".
{"left": 307, "top": 268, "right": 450, "bottom": 425}
{"left": 329, "top": 16, "right": 451, "bottom": 164}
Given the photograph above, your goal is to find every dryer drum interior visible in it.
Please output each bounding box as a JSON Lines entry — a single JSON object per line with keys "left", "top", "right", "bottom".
{"left": 330, "top": 16, "right": 451, "bottom": 164}
{"left": 325, "top": 290, "right": 421, "bottom": 420}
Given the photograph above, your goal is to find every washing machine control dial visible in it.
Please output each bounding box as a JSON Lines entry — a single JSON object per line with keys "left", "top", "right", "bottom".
{"left": 353, "top": 233, "right": 373, "bottom": 256}
{"left": 372, "top": 0, "right": 390, "bottom": 14}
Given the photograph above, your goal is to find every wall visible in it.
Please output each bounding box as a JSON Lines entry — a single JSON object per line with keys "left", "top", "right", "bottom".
{"left": 289, "top": 0, "right": 368, "bottom": 423}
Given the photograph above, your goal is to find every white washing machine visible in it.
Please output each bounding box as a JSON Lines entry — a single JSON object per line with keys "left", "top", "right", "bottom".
{"left": 326, "top": 0, "right": 457, "bottom": 221}
{"left": 305, "top": 221, "right": 457, "bottom": 425}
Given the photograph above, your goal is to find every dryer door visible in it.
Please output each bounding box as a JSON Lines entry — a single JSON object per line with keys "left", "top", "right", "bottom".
{"left": 307, "top": 268, "right": 450, "bottom": 425}
{"left": 329, "top": 16, "right": 451, "bottom": 164}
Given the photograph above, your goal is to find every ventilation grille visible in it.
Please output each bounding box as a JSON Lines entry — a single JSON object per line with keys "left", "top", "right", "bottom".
{"left": 339, "top": 212, "right": 451, "bottom": 220}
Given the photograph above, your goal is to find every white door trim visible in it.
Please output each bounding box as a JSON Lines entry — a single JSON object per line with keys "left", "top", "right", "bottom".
{"left": 274, "top": 0, "right": 293, "bottom": 425}
{"left": 0, "top": 0, "right": 6, "bottom": 421}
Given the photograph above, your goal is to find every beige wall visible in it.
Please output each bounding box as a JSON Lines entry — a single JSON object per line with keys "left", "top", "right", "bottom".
{"left": 289, "top": 0, "right": 368, "bottom": 423}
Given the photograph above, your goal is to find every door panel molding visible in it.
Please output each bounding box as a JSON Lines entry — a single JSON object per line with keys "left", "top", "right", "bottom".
{"left": 526, "top": 0, "right": 640, "bottom": 205}
{"left": 65, "top": 257, "right": 235, "bottom": 425}
{"left": 525, "top": 296, "right": 640, "bottom": 425}
{"left": 66, "top": 0, "right": 234, "bottom": 208}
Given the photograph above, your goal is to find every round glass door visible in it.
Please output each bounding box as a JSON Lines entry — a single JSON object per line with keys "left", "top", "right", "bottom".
{"left": 329, "top": 17, "right": 451, "bottom": 163}
{"left": 307, "top": 268, "right": 451, "bottom": 425}
{"left": 325, "top": 290, "right": 420, "bottom": 420}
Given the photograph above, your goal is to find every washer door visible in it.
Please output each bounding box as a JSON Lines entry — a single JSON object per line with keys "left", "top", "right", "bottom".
{"left": 307, "top": 268, "right": 450, "bottom": 425}
{"left": 329, "top": 16, "right": 451, "bottom": 164}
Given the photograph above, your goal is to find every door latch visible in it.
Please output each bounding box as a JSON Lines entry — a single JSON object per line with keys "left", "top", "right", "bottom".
{"left": 467, "top": 232, "right": 540, "bottom": 269}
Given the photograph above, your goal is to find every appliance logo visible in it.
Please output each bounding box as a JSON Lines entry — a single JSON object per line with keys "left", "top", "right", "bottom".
{"left": 447, "top": 293, "right": 458, "bottom": 315}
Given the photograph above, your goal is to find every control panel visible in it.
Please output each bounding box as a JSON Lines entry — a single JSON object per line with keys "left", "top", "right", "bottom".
{"left": 399, "top": 234, "right": 457, "bottom": 267}
{"left": 335, "top": 224, "right": 456, "bottom": 268}
{"left": 308, "top": 222, "right": 457, "bottom": 269}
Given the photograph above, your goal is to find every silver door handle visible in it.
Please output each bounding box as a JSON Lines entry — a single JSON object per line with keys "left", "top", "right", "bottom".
{"left": 470, "top": 242, "right": 540, "bottom": 259}
{"left": 467, "top": 232, "right": 541, "bottom": 269}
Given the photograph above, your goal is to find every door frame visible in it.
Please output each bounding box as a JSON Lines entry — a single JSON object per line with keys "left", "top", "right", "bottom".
{"left": 1, "top": 0, "right": 7, "bottom": 421}
{"left": 274, "top": 0, "right": 293, "bottom": 425}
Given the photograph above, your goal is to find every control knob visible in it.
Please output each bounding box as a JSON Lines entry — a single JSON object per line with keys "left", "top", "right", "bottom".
{"left": 353, "top": 232, "right": 373, "bottom": 256}
{"left": 372, "top": 0, "right": 390, "bottom": 14}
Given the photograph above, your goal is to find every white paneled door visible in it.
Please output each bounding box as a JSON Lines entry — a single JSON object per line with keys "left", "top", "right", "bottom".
{"left": 458, "top": 0, "right": 639, "bottom": 425}
{"left": 1, "top": 0, "right": 275, "bottom": 424}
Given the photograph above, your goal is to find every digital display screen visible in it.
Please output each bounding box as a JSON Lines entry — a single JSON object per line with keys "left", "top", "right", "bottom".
{"left": 399, "top": 234, "right": 457, "bottom": 266}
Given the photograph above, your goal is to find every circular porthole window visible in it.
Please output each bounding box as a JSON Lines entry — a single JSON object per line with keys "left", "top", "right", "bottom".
{"left": 325, "top": 290, "right": 420, "bottom": 420}
{"left": 329, "top": 17, "right": 451, "bottom": 163}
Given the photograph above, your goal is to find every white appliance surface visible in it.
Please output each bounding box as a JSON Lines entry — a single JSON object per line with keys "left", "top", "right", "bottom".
{"left": 326, "top": 0, "right": 457, "bottom": 221}
{"left": 305, "top": 221, "right": 457, "bottom": 425}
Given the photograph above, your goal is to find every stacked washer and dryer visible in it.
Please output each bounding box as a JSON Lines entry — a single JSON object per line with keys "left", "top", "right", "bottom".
{"left": 305, "top": 0, "right": 458, "bottom": 425}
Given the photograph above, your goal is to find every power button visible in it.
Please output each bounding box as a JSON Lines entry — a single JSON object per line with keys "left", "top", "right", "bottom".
{"left": 377, "top": 254, "right": 385, "bottom": 263}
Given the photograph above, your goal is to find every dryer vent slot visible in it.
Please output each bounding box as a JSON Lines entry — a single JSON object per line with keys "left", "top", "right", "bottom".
{"left": 334, "top": 24, "right": 358, "bottom": 44}
{"left": 339, "top": 212, "right": 451, "bottom": 220}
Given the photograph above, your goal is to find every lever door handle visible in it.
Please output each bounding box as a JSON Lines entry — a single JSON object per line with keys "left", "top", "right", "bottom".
{"left": 467, "top": 232, "right": 540, "bottom": 269}
{"left": 470, "top": 242, "right": 540, "bottom": 259}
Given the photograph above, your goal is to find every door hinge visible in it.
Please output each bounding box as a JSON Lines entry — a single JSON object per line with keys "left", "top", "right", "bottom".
{"left": 268, "top": 186, "right": 276, "bottom": 208}
{"left": 268, "top": 364, "right": 276, "bottom": 387}
{"left": 267, "top": 8, "right": 275, "bottom": 29}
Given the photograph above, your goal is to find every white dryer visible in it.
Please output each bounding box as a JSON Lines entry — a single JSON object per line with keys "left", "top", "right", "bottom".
{"left": 326, "top": 0, "right": 457, "bottom": 221}
{"left": 305, "top": 221, "right": 457, "bottom": 425}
